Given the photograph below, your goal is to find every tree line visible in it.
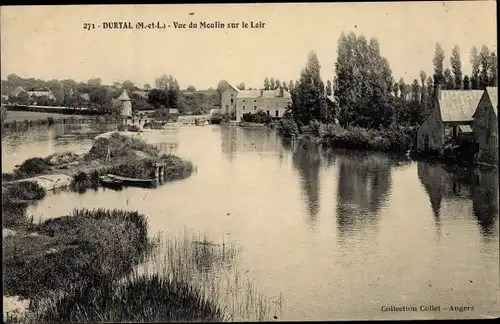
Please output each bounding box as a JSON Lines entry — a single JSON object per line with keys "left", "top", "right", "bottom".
{"left": 285, "top": 31, "right": 497, "bottom": 130}
{"left": 1, "top": 74, "right": 220, "bottom": 115}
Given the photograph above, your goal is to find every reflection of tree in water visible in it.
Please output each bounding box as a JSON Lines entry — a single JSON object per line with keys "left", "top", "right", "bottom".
{"left": 220, "top": 126, "right": 284, "bottom": 162}
{"left": 292, "top": 138, "right": 321, "bottom": 225}
{"left": 471, "top": 168, "right": 499, "bottom": 236}
{"left": 156, "top": 142, "right": 179, "bottom": 155}
{"left": 220, "top": 126, "right": 237, "bottom": 162}
{"left": 335, "top": 151, "right": 392, "bottom": 236}
{"left": 417, "top": 162, "right": 473, "bottom": 232}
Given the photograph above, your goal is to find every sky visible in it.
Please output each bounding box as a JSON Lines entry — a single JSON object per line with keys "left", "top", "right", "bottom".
{"left": 1, "top": 2, "right": 497, "bottom": 90}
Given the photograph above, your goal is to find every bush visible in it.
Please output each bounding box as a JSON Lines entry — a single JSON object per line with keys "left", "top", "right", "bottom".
{"left": 309, "top": 119, "right": 321, "bottom": 137}
{"left": 127, "top": 124, "right": 140, "bottom": 132}
{"left": 3, "top": 180, "right": 46, "bottom": 201}
{"left": 277, "top": 118, "right": 299, "bottom": 138}
{"left": 117, "top": 124, "right": 127, "bottom": 131}
{"left": 16, "top": 157, "right": 52, "bottom": 177}
{"left": 85, "top": 133, "right": 159, "bottom": 160}
{"left": 46, "top": 116, "right": 55, "bottom": 126}
{"left": 242, "top": 111, "right": 272, "bottom": 124}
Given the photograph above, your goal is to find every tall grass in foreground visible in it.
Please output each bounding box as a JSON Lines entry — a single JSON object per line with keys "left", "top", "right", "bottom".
{"left": 24, "top": 231, "right": 284, "bottom": 323}
{"left": 137, "top": 232, "right": 285, "bottom": 322}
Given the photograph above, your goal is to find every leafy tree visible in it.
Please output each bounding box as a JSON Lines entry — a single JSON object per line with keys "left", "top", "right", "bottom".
{"left": 237, "top": 82, "right": 246, "bottom": 90}
{"left": 270, "top": 78, "right": 275, "bottom": 90}
{"left": 334, "top": 32, "right": 394, "bottom": 128}
{"left": 264, "top": 77, "right": 270, "bottom": 90}
{"left": 87, "top": 78, "right": 102, "bottom": 87}
{"left": 488, "top": 52, "right": 497, "bottom": 86}
{"left": 186, "top": 85, "right": 196, "bottom": 91}
{"left": 393, "top": 82, "right": 399, "bottom": 97}
{"left": 122, "top": 80, "right": 135, "bottom": 90}
{"left": 410, "top": 79, "right": 420, "bottom": 102}
{"left": 443, "top": 68, "right": 454, "bottom": 90}
{"left": 288, "top": 80, "right": 294, "bottom": 92}
{"left": 290, "top": 50, "right": 326, "bottom": 125}
{"left": 419, "top": 70, "right": 427, "bottom": 104}
{"left": 470, "top": 46, "right": 480, "bottom": 89}
{"left": 148, "top": 89, "right": 168, "bottom": 109}
{"left": 89, "top": 86, "right": 112, "bottom": 112}
{"left": 325, "top": 80, "right": 332, "bottom": 96}
{"left": 433, "top": 43, "right": 445, "bottom": 86}
{"left": 450, "top": 45, "right": 463, "bottom": 89}
{"left": 463, "top": 75, "right": 471, "bottom": 90}
{"left": 479, "top": 45, "right": 491, "bottom": 89}
{"left": 399, "top": 78, "right": 408, "bottom": 101}
{"left": 144, "top": 83, "right": 151, "bottom": 90}
{"left": 425, "top": 76, "right": 434, "bottom": 115}
{"left": 275, "top": 79, "right": 281, "bottom": 89}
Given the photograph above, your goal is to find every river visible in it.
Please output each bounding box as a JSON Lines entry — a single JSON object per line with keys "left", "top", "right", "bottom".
{"left": 2, "top": 123, "right": 499, "bottom": 320}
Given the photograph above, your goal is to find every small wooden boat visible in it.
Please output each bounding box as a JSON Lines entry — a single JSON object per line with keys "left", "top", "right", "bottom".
{"left": 107, "top": 174, "right": 157, "bottom": 187}
{"left": 99, "top": 175, "right": 123, "bottom": 189}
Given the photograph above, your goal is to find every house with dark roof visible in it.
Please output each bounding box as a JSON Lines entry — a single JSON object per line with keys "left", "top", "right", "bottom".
{"left": 417, "top": 87, "right": 484, "bottom": 153}
{"left": 472, "top": 87, "right": 498, "bottom": 163}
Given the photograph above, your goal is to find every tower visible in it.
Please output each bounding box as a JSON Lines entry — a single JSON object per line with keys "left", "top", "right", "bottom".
{"left": 117, "top": 90, "right": 132, "bottom": 123}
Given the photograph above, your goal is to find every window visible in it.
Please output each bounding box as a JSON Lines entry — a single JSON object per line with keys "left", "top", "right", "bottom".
{"left": 243, "top": 100, "right": 246, "bottom": 102}
{"left": 231, "top": 98, "right": 233, "bottom": 104}
{"left": 254, "top": 106, "right": 257, "bottom": 111}
{"left": 243, "top": 106, "right": 246, "bottom": 111}
{"left": 276, "top": 110, "right": 279, "bottom": 117}
{"left": 254, "top": 99, "right": 257, "bottom": 103}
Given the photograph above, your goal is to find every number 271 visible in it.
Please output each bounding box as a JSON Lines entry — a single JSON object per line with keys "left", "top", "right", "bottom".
{"left": 83, "top": 23, "right": 95, "bottom": 30}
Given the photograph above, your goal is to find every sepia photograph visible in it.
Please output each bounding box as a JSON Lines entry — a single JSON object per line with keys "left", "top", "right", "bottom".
{"left": 1, "top": 1, "right": 498, "bottom": 322}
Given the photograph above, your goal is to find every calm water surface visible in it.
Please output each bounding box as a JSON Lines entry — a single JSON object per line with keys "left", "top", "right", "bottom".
{"left": 2, "top": 124, "right": 499, "bottom": 320}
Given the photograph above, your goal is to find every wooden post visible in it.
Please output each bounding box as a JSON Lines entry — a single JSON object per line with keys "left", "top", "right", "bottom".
{"left": 154, "top": 165, "right": 159, "bottom": 180}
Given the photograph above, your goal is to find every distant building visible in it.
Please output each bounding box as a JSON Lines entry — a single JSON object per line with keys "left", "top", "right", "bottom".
{"left": 220, "top": 83, "right": 239, "bottom": 117}
{"left": 235, "top": 88, "right": 292, "bottom": 121}
{"left": 221, "top": 83, "right": 292, "bottom": 121}
{"left": 133, "top": 90, "right": 149, "bottom": 99}
{"left": 417, "top": 87, "right": 483, "bottom": 153}
{"left": 10, "top": 86, "right": 26, "bottom": 97}
{"left": 472, "top": 86, "right": 498, "bottom": 163}
{"left": 117, "top": 90, "right": 132, "bottom": 118}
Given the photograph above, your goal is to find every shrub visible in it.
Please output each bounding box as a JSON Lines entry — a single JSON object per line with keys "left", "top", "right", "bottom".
{"left": 127, "top": 125, "right": 140, "bottom": 132}
{"left": 85, "top": 133, "right": 159, "bottom": 160}
{"left": 16, "top": 157, "right": 52, "bottom": 177}
{"left": 242, "top": 111, "right": 272, "bottom": 124}
{"left": 46, "top": 116, "right": 55, "bottom": 126}
{"left": 117, "top": 124, "right": 127, "bottom": 131}
{"left": 309, "top": 119, "right": 321, "bottom": 137}
{"left": 3, "top": 180, "right": 46, "bottom": 201}
{"left": 277, "top": 119, "right": 298, "bottom": 138}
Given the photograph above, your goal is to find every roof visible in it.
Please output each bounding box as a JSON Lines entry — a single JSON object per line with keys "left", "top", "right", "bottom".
{"left": 227, "top": 83, "right": 240, "bottom": 92}
{"left": 117, "top": 90, "right": 131, "bottom": 101}
{"left": 236, "top": 88, "right": 291, "bottom": 99}
{"left": 80, "top": 93, "right": 90, "bottom": 101}
{"left": 11, "top": 86, "right": 26, "bottom": 96}
{"left": 133, "top": 90, "right": 149, "bottom": 99}
{"left": 486, "top": 87, "right": 498, "bottom": 116}
{"left": 438, "top": 90, "right": 484, "bottom": 122}
{"left": 458, "top": 125, "right": 473, "bottom": 133}
{"left": 168, "top": 108, "right": 179, "bottom": 114}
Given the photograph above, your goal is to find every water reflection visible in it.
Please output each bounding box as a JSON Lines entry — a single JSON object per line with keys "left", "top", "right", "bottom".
{"left": 471, "top": 168, "right": 499, "bottom": 236}
{"left": 220, "top": 126, "right": 285, "bottom": 162}
{"left": 291, "top": 138, "right": 321, "bottom": 225}
{"left": 335, "top": 150, "right": 392, "bottom": 237}
{"left": 418, "top": 162, "right": 499, "bottom": 237}
{"left": 2, "top": 123, "right": 117, "bottom": 172}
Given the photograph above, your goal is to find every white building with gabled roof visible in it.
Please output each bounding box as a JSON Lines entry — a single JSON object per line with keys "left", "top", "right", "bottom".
{"left": 221, "top": 83, "right": 292, "bottom": 121}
